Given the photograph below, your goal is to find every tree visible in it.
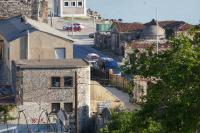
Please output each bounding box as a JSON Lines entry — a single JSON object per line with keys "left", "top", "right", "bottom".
{"left": 102, "top": 26, "right": 200, "bottom": 132}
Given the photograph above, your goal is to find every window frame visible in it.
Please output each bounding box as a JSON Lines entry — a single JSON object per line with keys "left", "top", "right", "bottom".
{"left": 70, "top": 1, "right": 76, "bottom": 7}
{"left": 64, "top": 1, "right": 69, "bottom": 7}
{"left": 54, "top": 48, "right": 66, "bottom": 59}
{"left": 51, "top": 77, "right": 61, "bottom": 88}
{"left": 51, "top": 103, "right": 60, "bottom": 113}
{"left": 64, "top": 103, "right": 73, "bottom": 113}
{"left": 64, "top": 76, "right": 73, "bottom": 88}
{"left": 77, "top": 1, "right": 83, "bottom": 7}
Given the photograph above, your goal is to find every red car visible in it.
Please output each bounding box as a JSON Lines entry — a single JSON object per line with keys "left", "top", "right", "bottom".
{"left": 63, "top": 23, "right": 81, "bottom": 32}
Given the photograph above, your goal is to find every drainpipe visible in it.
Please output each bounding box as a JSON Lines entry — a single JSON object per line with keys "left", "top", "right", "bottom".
{"left": 84, "top": 0, "right": 87, "bottom": 16}
{"left": 27, "top": 30, "right": 30, "bottom": 59}
{"left": 60, "top": 0, "right": 63, "bottom": 17}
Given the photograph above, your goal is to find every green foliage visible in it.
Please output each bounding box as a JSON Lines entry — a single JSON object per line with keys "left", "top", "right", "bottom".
{"left": 99, "top": 111, "right": 134, "bottom": 133}
{"left": 104, "top": 26, "right": 200, "bottom": 132}
{"left": 0, "top": 105, "right": 15, "bottom": 122}
{"left": 99, "top": 111, "right": 162, "bottom": 133}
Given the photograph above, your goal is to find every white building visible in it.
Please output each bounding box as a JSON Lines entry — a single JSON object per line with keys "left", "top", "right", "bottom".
{"left": 48, "top": 0, "right": 87, "bottom": 17}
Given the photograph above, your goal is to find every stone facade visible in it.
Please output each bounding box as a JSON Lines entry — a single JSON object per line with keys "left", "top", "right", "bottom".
{"left": 12, "top": 63, "right": 90, "bottom": 132}
{"left": 0, "top": 0, "right": 48, "bottom": 22}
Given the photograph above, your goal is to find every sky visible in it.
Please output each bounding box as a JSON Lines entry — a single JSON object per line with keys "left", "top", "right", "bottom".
{"left": 87, "top": 0, "right": 200, "bottom": 24}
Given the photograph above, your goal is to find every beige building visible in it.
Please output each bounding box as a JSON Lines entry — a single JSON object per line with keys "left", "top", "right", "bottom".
{"left": 49, "top": 0, "right": 87, "bottom": 17}
{"left": 0, "top": 16, "right": 74, "bottom": 84}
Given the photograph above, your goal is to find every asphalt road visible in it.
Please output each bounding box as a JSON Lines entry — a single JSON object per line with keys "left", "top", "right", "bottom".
{"left": 72, "top": 35, "right": 107, "bottom": 59}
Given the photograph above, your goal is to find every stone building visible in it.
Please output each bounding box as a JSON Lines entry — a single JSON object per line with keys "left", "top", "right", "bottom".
{"left": 48, "top": 0, "right": 87, "bottom": 17}
{"left": 0, "top": 0, "right": 48, "bottom": 22}
{"left": 95, "top": 21, "right": 144, "bottom": 56}
{"left": 140, "top": 19, "right": 166, "bottom": 40}
{"left": 95, "top": 19, "right": 193, "bottom": 59}
{"left": 0, "top": 16, "right": 93, "bottom": 132}
{"left": 11, "top": 59, "right": 90, "bottom": 132}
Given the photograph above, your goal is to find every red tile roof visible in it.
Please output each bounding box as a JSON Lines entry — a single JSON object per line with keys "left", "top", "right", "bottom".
{"left": 158, "top": 21, "right": 193, "bottom": 31}
{"left": 112, "top": 20, "right": 193, "bottom": 33}
{"left": 112, "top": 22, "right": 144, "bottom": 32}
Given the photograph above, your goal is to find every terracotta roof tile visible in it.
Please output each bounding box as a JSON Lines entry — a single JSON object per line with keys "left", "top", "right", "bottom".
{"left": 112, "top": 20, "right": 193, "bottom": 33}
{"left": 112, "top": 22, "right": 144, "bottom": 32}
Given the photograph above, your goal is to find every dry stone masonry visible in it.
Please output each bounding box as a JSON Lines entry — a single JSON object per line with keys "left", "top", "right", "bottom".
{"left": 0, "top": 0, "right": 48, "bottom": 22}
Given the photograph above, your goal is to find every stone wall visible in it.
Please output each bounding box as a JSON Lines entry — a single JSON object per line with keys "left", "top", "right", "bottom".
{"left": 0, "top": 0, "right": 48, "bottom": 22}
{"left": 13, "top": 66, "right": 90, "bottom": 132}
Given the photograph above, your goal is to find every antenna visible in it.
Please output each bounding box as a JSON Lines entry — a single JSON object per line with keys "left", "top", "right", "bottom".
{"left": 156, "top": 8, "right": 159, "bottom": 54}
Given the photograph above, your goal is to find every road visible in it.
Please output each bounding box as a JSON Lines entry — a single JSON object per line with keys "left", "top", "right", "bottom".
{"left": 72, "top": 35, "right": 122, "bottom": 63}
{"left": 51, "top": 18, "right": 137, "bottom": 111}
{"left": 72, "top": 35, "right": 137, "bottom": 111}
{"left": 72, "top": 35, "right": 107, "bottom": 59}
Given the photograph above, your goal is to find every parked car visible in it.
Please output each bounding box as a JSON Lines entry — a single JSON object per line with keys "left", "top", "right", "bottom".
{"left": 86, "top": 53, "right": 100, "bottom": 61}
{"left": 85, "top": 53, "right": 100, "bottom": 68}
{"left": 63, "top": 23, "right": 81, "bottom": 32}
{"left": 89, "top": 33, "right": 95, "bottom": 38}
{"left": 97, "top": 57, "right": 121, "bottom": 75}
{"left": 74, "top": 23, "right": 85, "bottom": 29}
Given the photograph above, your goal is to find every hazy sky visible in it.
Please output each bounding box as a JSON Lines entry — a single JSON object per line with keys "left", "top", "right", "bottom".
{"left": 87, "top": 0, "right": 200, "bottom": 24}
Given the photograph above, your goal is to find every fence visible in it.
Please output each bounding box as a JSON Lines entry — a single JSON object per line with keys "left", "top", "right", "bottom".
{"left": 109, "top": 73, "right": 133, "bottom": 94}
{"left": 109, "top": 72, "right": 148, "bottom": 103}
{"left": 91, "top": 68, "right": 148, "bottom": 103}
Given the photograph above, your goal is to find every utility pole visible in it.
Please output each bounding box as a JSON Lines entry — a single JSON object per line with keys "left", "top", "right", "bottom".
{"left": 156, "top": 8, "right": 159, "bottom": 54}
{"left": 93, "top": 17, "right": 96, "bottom": 35}
{"left": 50, "top": 10, "right": 53, "bottom": 27}
{"left": 75, "top": 71, "right": 79, "bottom": 133}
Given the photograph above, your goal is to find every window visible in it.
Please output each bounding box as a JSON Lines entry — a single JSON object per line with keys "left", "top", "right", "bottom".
{"left": 55, "top": 48, "right": 66, "bottom": 59}
{"left": 52, "top": 103, "right": 60, "bottom": 113}
{"left": 77, "top": 1, "right": 83, "bottom": 7}
{"left": 64, "top": 1, "right": 69, "bottom": 7}
{"left": 64, "top": 103, "right": 73, "bottom": 113}
{"left": 64, "top": 76, "right": 73, "bottom": 87}
{"left": 71, "top": 1, "right": 76, "bottom": 7}
{"left": 51, "top": 77, "right": 61, "bottom": 87}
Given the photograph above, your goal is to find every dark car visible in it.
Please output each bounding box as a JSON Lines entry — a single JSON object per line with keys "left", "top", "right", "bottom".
{"left": 89, "top": 33, "right": 95, "bottom": 38}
